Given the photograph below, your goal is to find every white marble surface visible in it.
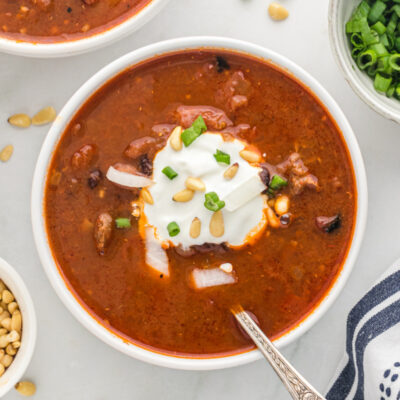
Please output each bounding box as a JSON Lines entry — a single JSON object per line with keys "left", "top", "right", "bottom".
{"left": 0, "top": 0, "right": 399, "bottom": 398}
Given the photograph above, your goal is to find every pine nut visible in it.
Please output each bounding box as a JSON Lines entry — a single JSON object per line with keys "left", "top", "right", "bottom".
{"left": 15, "top": 381, "right": 36, "bottom": 397}
{"left": 0, "top": 364, "right": 4, "bottom": 377}
{"left": 1, "top": 318, "right": 11, "bottom": 331}
{"left": 185, "top": 177, "right": 205, "bottom": 192}
{"left": 1, "top": 354, "right": 12, "bottom": 367}
{"left": 32, "top": 106, "right": 56, "bottom": 126}
{"left": 0, "top": 282, "right": 5, "bottom": 293}
{"left": 7, "top": 302, "right": 18, "bottom": 314}
{"left": 274, "top": 195, "right": 290, "bottom": 215}
{"left": 141, "top": 188, "right": 154, "bottom": 205}
{"left": 12, "top": 341, "right": 21, "bottom": 349}
{"left": 210, "top": 210, "right": 224, "bottom": 237}
{"left": 170, "top": 126, "right": 183, "bottom": 151}
{"left": 268, "top": 2, "right": 289, "bottom": 21}
{"left": 6, "top": 343, "right": 16, "bottom": 356}
{"left": 2, "top": 290, "right": 14, "bottom": 304}
{"left": 220, "top": 263, "right": 233, "bottom": 273}
{"left": 173, "top": 189, "right": 194, "bottom": 202}
{"left": 8, "top": 113, "right": 31, "bottom": 128}
{"left": 239, "top": 149, "right": 261, "bottom": 163}
{"left": 11, "top": 311, "right": 22, "bottom": 332}
{"left": 223, "top": 163, "right": 239, "bottom": 180}
{"left": 7, "top": 330, "right": 19, "bottom": 343}
{"left": 0, "top": 335, "right": 9, "bottom": 348}
{"left": 266, "top": 207, "right": 281, "bottom": 228}
{"left": 0, "top": 311, "right": 10, "bottom": 323}
{"left": 0, "top": 145, "right": 13, "bottom": 163}
{"left": 190, "top": 218, "right": 201, "bottom": 238}
{"left": 0, "top": 330, "right": 6, "bottom": 336}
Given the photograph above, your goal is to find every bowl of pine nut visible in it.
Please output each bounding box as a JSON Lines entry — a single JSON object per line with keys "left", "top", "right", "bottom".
{"left": 0, "top": 257, "right": 36, "bottom": 397}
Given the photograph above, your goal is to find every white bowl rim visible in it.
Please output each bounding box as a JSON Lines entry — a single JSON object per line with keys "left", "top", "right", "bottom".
{"left": 0, "top": 0, "right": 170, "bottom": 58}
{"left": 31, "top": 36, "right": 368, "bottom": 370}
{"left": 328, "top": 0, "right": 400, "bottom": 124}
{"left": 0, "top": 257, "right": 37, "bottom": 397}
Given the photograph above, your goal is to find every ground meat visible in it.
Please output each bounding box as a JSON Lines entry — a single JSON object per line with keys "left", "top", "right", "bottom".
{"left": 176, "top": 105, "right": 233, "bottom": 130}
{"left": 151, "top": 124, "right": 175, "bottom": 138}
{"left": 124, "top": 136, "right": 157, "bottom": 159}
{"left": 94, "top": 213, "right": 113, "bottom": 255}
{"left": 291, "top": 174, "right": 319, "bottom": 195}
{"left": 276, "top": 153, "right": 308, "bottom": 176}
{"left": 71, "top": 144, "right": 97, "bottom": 170}
{"left": 231, "top": 95, "right": 248, "bottom": 111}
{"left": 315, "top": 215, "right": 341, "bottom": 233}
{"left": 222, "top": 124, "right": 252, "bottom": 138}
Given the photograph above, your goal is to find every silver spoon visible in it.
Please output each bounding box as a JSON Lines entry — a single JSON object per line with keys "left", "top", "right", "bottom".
{"left": 232, "top": 306, "right": 326, "bottom": 400}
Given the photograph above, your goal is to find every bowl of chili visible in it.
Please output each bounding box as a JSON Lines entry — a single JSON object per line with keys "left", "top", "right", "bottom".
{"left": 329, "top": 0, "right": 400, "bottom": 124}
{"left": 0, "top": 0, "right": 169, "bottom": 58}
{"left": 31, "top": 36, "right": 368, "bottom": 370}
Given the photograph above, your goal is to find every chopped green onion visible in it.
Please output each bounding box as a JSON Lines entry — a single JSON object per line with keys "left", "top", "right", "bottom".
{"left": 347, "top": 0, "right": 400, "bottom": 102}
{"left": 269, "top": 175, "right": 288, "bottom": 191}
{"left": 357, "top": 49, "right": 378, "bottom": 70}
{"left": 368, "top": 0, "right": 387, "bottom": 24}
{"left": 162, "top": 166, "right": 178, "bottom": 180}
{"left": 115, "top": 218, "right": 131, "bottom": 229}
{"left": 213, "top": 149, "right": 231, "bottom": 165}
{"left": 181, "top": 115, "right": 207, "bottom": 147}
{"left": 204, "top": 192, "right": 225, "bottom": 212}
{"left": 167, "top": 221, "right": 180, "bottom": 237}
{"left": 374, "top": 73, "right": 392, "bottom": 92}
{"left": 389, "top": 54, "right": 400, "bottom": 71}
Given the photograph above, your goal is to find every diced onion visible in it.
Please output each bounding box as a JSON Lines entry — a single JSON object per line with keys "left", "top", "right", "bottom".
{"left": 145, "top": 227, "right": 169, "bottom": 277}
{"left": 191, "top": 267, "right": 237, "bottom": 289}
{"left": 106, "top": 166, "right": 152, "bottom": 188}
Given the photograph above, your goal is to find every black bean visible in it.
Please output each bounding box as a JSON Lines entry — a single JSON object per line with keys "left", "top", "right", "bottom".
{"left": 138, "top": 154, "right": 153, "bottom": 176}
{"left": 216, "top": 56, "right": 230, "bottom": 73}
{"left": 88, "top": 169, "right": 102, "bottom": 189}
{"left": 315, "top": 214, "right": 341, "bottom": 233}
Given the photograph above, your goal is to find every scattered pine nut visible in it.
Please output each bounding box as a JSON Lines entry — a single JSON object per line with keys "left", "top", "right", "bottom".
{"left": 141, "top": 188, "right": 154, "bottom": 205}
{"left": 210, "top": 210, "right": 224, "bottom": 237}
{"left": 7, "top": 302, "right": 18, "bottom": 314}
{"left": 11, "top": 310, "right": 22, "bottom": 332}
{"left": 1, "top": 354, "right": 13, "bottom": 367}
{"left": 15, "top": 381, "right": 36, "bottom": 397}
{"left": 223, "top": 163, "right": 239, "bottom": 180}
{"left": 169, "top": 126, "right": 183, "bottom": 151}
{"left": 190, "top": 217, "right": 201, "bottom": 238}
{"left": 220, "top": 263, "right": 233, "bottom": 273}
{"left": 266, "top": 207, "right": 281, "bottom": 228}
{"left": 173, "top": 189, "right": 194, "bottom": 202}
{"left": 185, "top": 177, "right": 205, "bottom": 192}
{"left": 239, "top": 149, "right": 261, "bottom": 163}
{"left": 268, "top": 2, "right": 289, "bottom": 21}
{"left": 32, "top": 106, "right": 56, "bottom": 126}
{"left": 7, "top": 113, "right": 31, "bottom": 128}
{"left": 274, "top": 195, "right": 290, "bottom": 215}
{"left": 5, "top": 343, "right": 16, "bottom": 356}
{"left": 0, "top": 145, "right": 13, "bottom": 163}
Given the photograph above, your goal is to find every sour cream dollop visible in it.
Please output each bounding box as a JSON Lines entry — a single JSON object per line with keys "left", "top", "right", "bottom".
{"left": 142, "top": 132, "right": 267, "bottom": 249}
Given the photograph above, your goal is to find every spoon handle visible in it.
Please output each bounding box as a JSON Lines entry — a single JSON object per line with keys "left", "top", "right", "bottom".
{"left": 233, "top": 308, "right": 326, "bottom": 400}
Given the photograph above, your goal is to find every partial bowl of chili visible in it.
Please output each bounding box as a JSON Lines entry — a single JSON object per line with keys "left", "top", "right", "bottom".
{"left": 31, "top": 37, "right": 368, "bottom": 370}
{"left": 0, "top": 0, "right": 169, "bottom": 58}
{"left": 329, "top": 0, "right": 400, "bottom": 123}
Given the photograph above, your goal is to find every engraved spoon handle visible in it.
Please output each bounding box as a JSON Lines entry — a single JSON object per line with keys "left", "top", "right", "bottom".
{"left": 232, "top": 307, "right": 326, "bottom": 400}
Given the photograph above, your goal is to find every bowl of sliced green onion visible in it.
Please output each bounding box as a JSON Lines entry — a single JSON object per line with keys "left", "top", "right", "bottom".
{"left": 329, "top": 0, "right": 400, "bottom": 123}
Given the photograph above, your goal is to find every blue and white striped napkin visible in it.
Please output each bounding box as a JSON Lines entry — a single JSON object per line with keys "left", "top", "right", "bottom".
{"left": 326, "top": 259, "right": 400, "bottom": 400}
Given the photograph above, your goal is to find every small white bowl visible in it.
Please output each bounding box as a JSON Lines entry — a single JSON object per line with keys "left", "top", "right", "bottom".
{"left": 329, "top": 0, "right": 400, "bottom": 124}
{"left": 31, "top": 36, "right": 368, "bottom": 370}
{"left": 0, "top": 0, "right": 169, "bottom": 58}
{"left": 0, "top": 257, "right": 36, "bottom": 397}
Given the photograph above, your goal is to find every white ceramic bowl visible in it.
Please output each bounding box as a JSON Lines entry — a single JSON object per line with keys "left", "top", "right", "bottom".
{"left": 0, "top": 0, "right": 169, "bottom": 58}
{"left": 329, "top": 0, "right": 400, "bottom": 124}
{"left": 0, "top": 257, "right": 36, "bottom": 397}
{"left": 31, "top": 36, "right": 368, "bottom": 370}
